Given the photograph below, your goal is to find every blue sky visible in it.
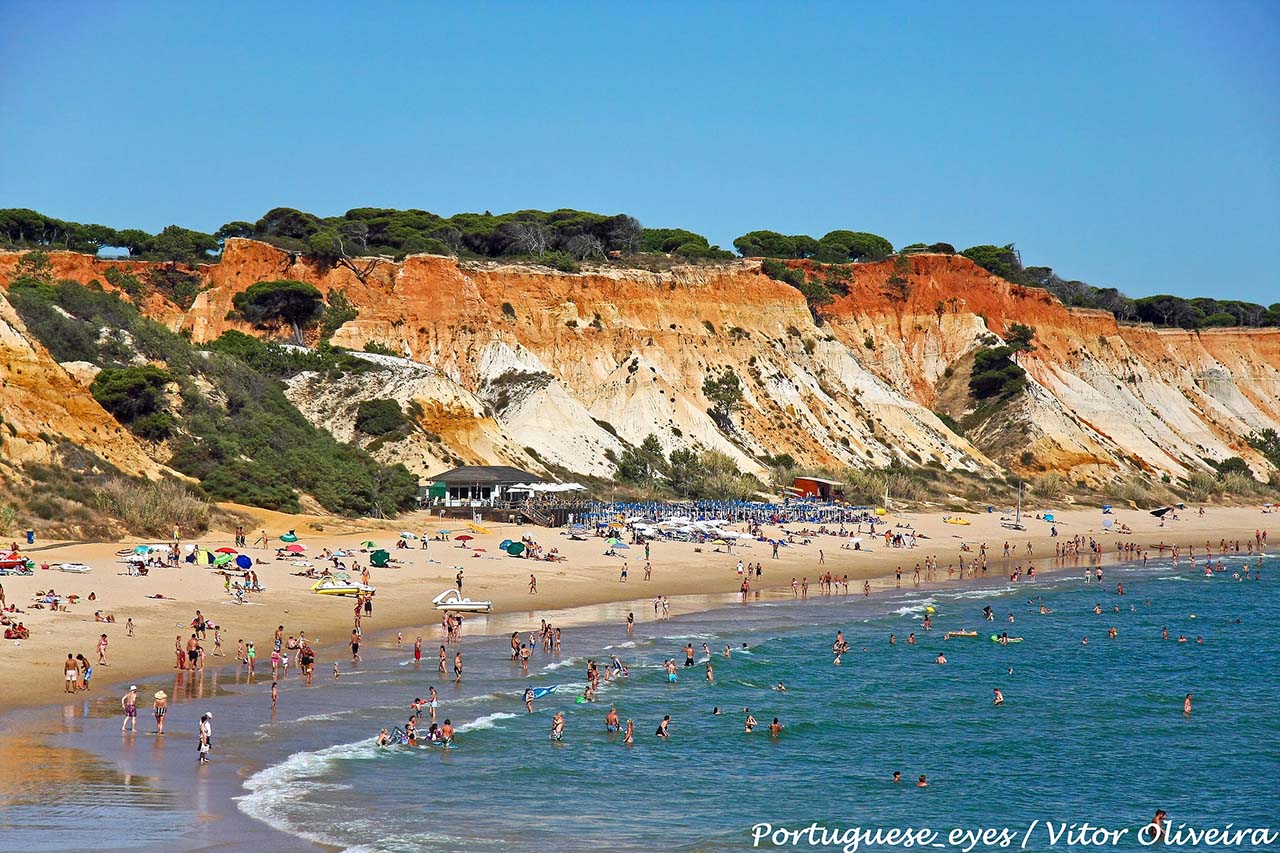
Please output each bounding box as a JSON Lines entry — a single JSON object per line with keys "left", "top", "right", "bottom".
{"left": 1, "top": 1, "right": 1276, "bottom": 302}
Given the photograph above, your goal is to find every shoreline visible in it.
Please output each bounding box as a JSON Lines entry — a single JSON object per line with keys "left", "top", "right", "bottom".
{"left": 0, "top": 504, "right": 1270, "bottom": 717}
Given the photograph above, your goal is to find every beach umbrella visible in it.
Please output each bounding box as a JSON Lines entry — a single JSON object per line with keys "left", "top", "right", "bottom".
{"left": 507, "top": 542, "right": 525, "bottom": 556}
{"left": 199, "top": 550, "right": 215, "bottom": 565}
{"left": 456, "top": 534, "right": 474, "bottom": 542}
{"left": 235, "top": 555, "right": 252, "bottom": 569}
{"left": 613, "top": 542, "right": 630, "bottom": 550}
{"left": 280, "top": 532, "right": 299, "bottom": 543}
{"left": 360, "top": 541, "right": 377, "bottom": 548}
{"left": 370, "top": 549, "right": 391, "bottom": 568}
{"left": 1043, "top": 513, "right": 1054, "bottom": 523}
{"left": 285, "top": 544, "right": 306, "bottom": 553}
{"left": 212, "top": 554, "right": 234, "bottom": 567}
{"left": 133, "top": 545, "right": 150, "bottom": 555}
{"left": 472, "top": 548, "right": 486, "bottom": 553}
{"left": 606, "top": 537, "right": 621, "bottom": 546}
{"left": 438, "top": 529, "right": 451, "bottom": 535}
{"left": 1149, "top": 507, "right": 1173, "bottom": 518}
{"left": 215, "top": 547, "right": 237, "bottom": 554}
{"left": 499, "top": 539, "right": 512, "bottom": 550}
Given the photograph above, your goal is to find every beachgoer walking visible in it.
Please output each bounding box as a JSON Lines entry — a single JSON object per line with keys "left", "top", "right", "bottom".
{"left": 529, "top": 574, "right": 538, "bottom": 594}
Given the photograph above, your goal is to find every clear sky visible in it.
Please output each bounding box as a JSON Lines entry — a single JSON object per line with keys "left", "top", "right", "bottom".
{"left": 2, "top": 1, "right": 1276, "bottom": 302}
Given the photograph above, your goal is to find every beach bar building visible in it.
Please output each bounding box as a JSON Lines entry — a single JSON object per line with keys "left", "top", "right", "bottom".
{"left": 426, "top": 465, "right": 545, "bottom": 507}
{"left": 791, "top": 476, "right": 844, "bottom": 501}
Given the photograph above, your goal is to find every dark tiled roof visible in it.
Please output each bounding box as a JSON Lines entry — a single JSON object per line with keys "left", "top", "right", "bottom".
{"left": 430, "top": 465, "right": 545, "bottom": 484}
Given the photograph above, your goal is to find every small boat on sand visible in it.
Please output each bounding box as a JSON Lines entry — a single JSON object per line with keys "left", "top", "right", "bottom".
{"left": 311, "top": 574, "right": 375, "bottom": 597}
{"left": 432, "top": 588, "right": 493, "bottom": 613}
{"left": 55, "top": 563, "right": 94, "bottom": 574}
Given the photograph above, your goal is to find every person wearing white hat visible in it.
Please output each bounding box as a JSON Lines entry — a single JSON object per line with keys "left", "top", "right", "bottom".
{"left": 120, "top": 686, "right": 139, "bottom": 733}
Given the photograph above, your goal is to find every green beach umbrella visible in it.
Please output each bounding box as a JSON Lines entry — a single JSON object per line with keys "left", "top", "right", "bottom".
{"left": 370, "top": 549, "right": 391, "bottom": 568}
{"left": 506, "top": 541, "right": 525, "bottom": 556}
{"left": 212, "top": 553, "right": 234, "bottom": 566}
{"left": 360, "top": 540, "right": 377, "bottom": 548}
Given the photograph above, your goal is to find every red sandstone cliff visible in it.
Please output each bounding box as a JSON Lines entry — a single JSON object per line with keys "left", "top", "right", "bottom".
{"left": 1, "top": 241, "right": 1276, "bottom": 485}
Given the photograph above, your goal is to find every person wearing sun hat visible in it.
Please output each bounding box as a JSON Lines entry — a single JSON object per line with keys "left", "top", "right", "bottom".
{"left": 152, "top": 690, "right": 168, "bottom": 735}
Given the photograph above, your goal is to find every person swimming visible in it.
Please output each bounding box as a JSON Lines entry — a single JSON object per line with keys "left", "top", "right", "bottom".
{"left": 605, "top": 707, "right": 620, "bottom": 732}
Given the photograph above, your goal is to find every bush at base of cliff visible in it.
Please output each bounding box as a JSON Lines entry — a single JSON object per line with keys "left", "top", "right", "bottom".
{"left": 93, "top": 477, "right": 212, "bottom": 538}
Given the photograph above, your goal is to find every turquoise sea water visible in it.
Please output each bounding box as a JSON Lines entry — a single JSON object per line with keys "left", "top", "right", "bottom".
{"left": 233, "top": 556, "right": 1278, "bottom": 851}
{"left": 3, "top": 555, "right": 1277, "bottom": 852}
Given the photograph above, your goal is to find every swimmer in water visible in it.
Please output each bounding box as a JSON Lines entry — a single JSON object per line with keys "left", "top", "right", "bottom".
{"left": 655, "top": 715, "right": 671, "bottom": 738}
{"left": 524, "top": 687, "right": 534, "bottom": 714}
{"left": 376, "top": 728, "right": 390, "bottom": 747}
{"left": 993, "top": 688, "right": 1004, "bottom": 705}
{"left": 624, "top": 719, "right": 634, "bottom": 744}
{"left": 917, "top": 775, "right": 928, "bottom": 787}
{"left": 935, "top": 652, "right": 947, "bottom": 664}
{"left": 744, "top": 711, "right": 757, "bottom": 733}
{"left": 774, "top": 681, "right": 786, "bottom": 692}
{"left": 605, "top": 707, "right": 620, "bottom": 732}
{"left": 1184, "top": 693, "right": 1192, "bottom": 715}
{"left": 550, "top": 712, "right": 565, "bottom": 742}
{"left": 769, "top": 717, "right": 783, "bottom": 737}
{"left": 892, "top": 771, "right": 902, "bottom": 783}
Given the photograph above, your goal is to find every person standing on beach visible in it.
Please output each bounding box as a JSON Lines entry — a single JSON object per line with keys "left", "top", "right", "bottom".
{"left": 121, "top": 685, "right": 138, "bottom": 733}
{"left": 62, "top": 654, "right": 77, "bottom": 693}
{"left": 626, "top": 612, "right": 634, "bottom": 634}
{"left": 97, "top": 633, "right": 109, "bottom": 666}
{"left": 428, "top": 686, "right": 438, "bottom": 721}
{"left": 619, "top": 562, "right": 628, "bottom": 582}
{"left": 529, "top": 574, "right": 537, "bottom": 594}
{"left": 644, "top": 562, "right": 651, "bottom": 581}
{"left": 414, "top": 635, "right": 422, "bottom": 664}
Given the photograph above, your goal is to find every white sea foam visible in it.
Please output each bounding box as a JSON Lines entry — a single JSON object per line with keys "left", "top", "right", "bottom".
{"left": 541, "top": 656, "right": 583, "bottom": 671}
{"left": 236, "top": 738, "right": 380, "bottom": 845}
{"left": 456, "top": 711, "right": 519, "bottom": 733}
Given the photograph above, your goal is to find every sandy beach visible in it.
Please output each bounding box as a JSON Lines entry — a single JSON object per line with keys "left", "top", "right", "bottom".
{"left": 1, "top": 501, "right": 1272, "bottom": 713}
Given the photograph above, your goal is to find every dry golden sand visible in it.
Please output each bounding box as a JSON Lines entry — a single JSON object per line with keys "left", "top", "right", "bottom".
{"left": 0, "top": 502, "right": 1272, "bottom": 712}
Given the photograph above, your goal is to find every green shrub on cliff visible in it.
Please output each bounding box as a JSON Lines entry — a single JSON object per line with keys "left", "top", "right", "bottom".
{"left": 8, "top": 279, "right": 418, "bottom": 517}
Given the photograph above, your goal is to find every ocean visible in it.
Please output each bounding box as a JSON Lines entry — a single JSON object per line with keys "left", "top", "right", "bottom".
{"left": 3, "top": 554, "right": 1277, "bottom": 852}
